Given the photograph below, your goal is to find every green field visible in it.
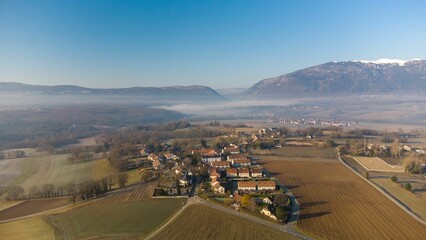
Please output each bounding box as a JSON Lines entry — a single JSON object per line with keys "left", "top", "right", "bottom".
{"left": 9, "top": 154, "right": 117, "bottom": 189}
{"left": 51, "top": 199, "right": 184, "bottom": 239}
{"left": 153, "top": 204, "right": 297, "bottom": 240}
{"left": 0, "top": 217, "right": 55, "bottom": 240}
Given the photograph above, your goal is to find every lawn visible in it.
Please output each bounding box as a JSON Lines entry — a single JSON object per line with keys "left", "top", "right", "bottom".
{"left": 53, "top": 198, "right": 184, "bottom": 239}
{"left": 153, "top": 204, "right": 298, "bottom": 240}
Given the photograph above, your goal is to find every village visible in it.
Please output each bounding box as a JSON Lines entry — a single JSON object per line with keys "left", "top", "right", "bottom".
{"left": 127, "top": 140, "right": 291, "bottom": 222}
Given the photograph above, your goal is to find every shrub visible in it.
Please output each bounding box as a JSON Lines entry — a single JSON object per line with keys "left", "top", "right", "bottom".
{"left": 390, "top": 175, "right": 398, "bottom": 183}
{"left": 404, "top": 183, "right": 412, "bottom": 192}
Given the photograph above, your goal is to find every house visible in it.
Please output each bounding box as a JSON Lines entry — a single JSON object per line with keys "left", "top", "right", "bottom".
{"left": 251, "top": 168, "right": 263, "bottom": 178}
{"left": 237, "top": 181, "right": 257, "bottom": 192}
{"left": 415, "top": 149, "right": 425, "bottom": 154}
{"left": 152, "top": 159, "right": 161, "bottom": 170}
{"left": 164, "top": 153, "right": 179, "bottom": 161}
{"left": 238, "top": 168, "right": 250, "bottom": 178}
{"left": 192, "top": 148, "right": 217, "bottom": 155}
{"left": 228, "top": 154, "right": 251, "bottom": 166}
{"left": 179, "top": 175, "right": 189, "bottom": 187}
{"left": 148, "top": 153, "right": 158, "bottom": 162}
{"left": 211, "top": 161, "right": 231, "bottom": 170}
{"left": 262, "top": 197, "right": 273, "bottom": 205}
{"left": 222, "top": 145, "right": 240, "bottom": 154}
{"left": 209, "top": 167, "right": 220, "bottom": 179}
{"left": 193, "top": 149, "right": 222, "bottom": 163}
{"left": 201, "top": 153, "right": 222, "bottom": 163}
{"left": 226, "top": 168, "right": 238, "bottom": 178}
{"left": 257, "top": 181, "right": 276, "bottom": 191}
{"left": 260, "top": 208, "right": 272, "bottom": 216}
{"left": 227, "top": 154, "right": 249, "bottom": 161}
{"left": 211, "top": 180, "right": 225, "bottom": 194}
{"left": 403, "top": 145, "right": 412, "bottom": 152}
{"left": 232, "top": 158, "right": 251, "bottom": 167}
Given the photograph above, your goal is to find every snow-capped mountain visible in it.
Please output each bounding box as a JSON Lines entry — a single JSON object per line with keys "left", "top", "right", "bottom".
{"left": 245, "top": 59, "right": 426, "bottom": 97}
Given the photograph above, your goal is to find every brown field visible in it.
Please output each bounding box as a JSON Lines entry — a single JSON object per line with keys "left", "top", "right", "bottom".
{"left": 0, "top": 198, "right": 70, "bottom": 222}
{"left": 353, "top": 156, "right": 404, "bottom": 172}
{"left": 260, "top": 158, "right": 426, "bottom": 240}
{"left": 97, "top": 178, "right": 159, "bottom": 203}
{"left": 252, "top": 147, "right": 337, "bottom": 159}
{"left": 152, "top": 204, "right": 297, "bottom": 240}
{"left": 0, "top": 201, "right": 24, "bottom": 211}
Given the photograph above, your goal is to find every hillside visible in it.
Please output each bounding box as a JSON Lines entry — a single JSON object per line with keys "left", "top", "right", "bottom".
{"left": 245, "top": 59, "right": 426, "bottom": 97}
{"left": 0, "top": 82, "right": 222, "bottom": 100}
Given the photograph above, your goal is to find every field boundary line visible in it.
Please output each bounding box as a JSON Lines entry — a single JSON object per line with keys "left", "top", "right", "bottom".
{"left": 338, "top": 152, "right": 426, "bottom": 226}
{"left": 143, "top": 198, "right": 188, "bottom": 240}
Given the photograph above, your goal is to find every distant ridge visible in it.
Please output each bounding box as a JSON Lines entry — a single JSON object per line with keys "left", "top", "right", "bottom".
{"left": 245, "top": 59, "right": 426, "bottom": 98}
{"left": 0, "top": 82, "right": 222, "bottom": 100}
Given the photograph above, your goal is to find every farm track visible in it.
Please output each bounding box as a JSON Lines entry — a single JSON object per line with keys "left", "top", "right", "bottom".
{"left": 261, "top": 157, "right": 426, "bottom": 240}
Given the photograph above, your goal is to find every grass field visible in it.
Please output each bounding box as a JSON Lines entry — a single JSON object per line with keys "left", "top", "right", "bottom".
{"left": 152, "top": 204, "right": 297, "bottom": 240}
{"left": 0, "top": 198, "right": 70, "bottom": 222}
{"left": 1, "top": 151, "right": 145, "bottom": 192}
{"left": 0, "top": 158, "right": 25, "bottom": 186}
{"left": 353, "top": 156, "right": 404, "bottom": 172}
{"left": 52, "top": 198, "right": 184, "bottom": 239}
{"left": 0, "top": 217, "right": 55, "bottom": 240}
{"left": 371, "top": 177, "right": 426, "bottom": 221}
{"left": 260, "top": 157, "right": 426, "bottom": 239}
{"left": 0, "top": 153, "right": 122, "bottom": 191}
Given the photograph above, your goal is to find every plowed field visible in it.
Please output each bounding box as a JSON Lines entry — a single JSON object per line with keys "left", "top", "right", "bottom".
{"left": 261, "top": 158, "right": 426, "bottom": 240}
{"left": 0, "top": 198, "right": 70, "bottom": 222}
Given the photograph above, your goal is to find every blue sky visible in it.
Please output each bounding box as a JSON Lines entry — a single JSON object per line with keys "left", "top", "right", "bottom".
{"left": 1, "top": 0, "right": 425, "bottom": 89}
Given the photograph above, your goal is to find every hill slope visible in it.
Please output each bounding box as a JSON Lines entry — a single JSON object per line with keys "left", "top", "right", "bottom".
{"left": 0, "top": 82, "right": 222, "bottom": 100}
{"left": 246, "top": 59, "right": 426, "bottom": 97}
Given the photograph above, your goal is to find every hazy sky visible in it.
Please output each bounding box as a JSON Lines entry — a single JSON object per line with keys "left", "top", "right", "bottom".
{"left": 1, "top": 0, "right": 425, "bottom": 89}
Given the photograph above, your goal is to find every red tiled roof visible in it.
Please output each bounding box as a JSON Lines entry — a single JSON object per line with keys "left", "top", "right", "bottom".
{"left": 227, "top": 168, "right": 238, "bottom": 174}
{"left": 238, "top": 181, "right": 257, "bottom": 188}
{"left": 233, "top": 159, "right": 251, "bottom": 164}
{"left": 228, "top": 154, "right": 248, "bottom": 160}
{"left": 251, "top": 168, "right": 262, "bottom": 174}
{"left": 212, "top": 161, "right": 230, "bottom": 167}
{"left": 257, "top": 181, "right": 276, "bottom": 188}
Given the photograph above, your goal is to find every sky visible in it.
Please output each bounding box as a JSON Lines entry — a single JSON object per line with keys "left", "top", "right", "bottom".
{"left": 1, "top": 0, "right": 426, "bottom": 89}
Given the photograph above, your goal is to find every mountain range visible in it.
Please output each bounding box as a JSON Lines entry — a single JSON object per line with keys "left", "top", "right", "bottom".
{"left": 0, "top": 82, "right": 221, "bottom": 100}
{"left": 2, "top": 59, "right": 425, "bottom": 100}
{"left": 245, "top": 59, "right": 426, "bottom": 97}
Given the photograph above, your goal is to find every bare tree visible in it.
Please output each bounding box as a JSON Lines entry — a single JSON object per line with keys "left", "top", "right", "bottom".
{"left": 116, "top": 172, "right": 129, "bottom": 188}
{"left": 391, "top": 138, "right": 400, "bottom": 157}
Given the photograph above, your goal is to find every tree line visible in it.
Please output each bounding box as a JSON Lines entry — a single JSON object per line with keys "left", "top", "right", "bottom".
{"left": 0, "top": 173, "right": 128, "bottom": 202}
